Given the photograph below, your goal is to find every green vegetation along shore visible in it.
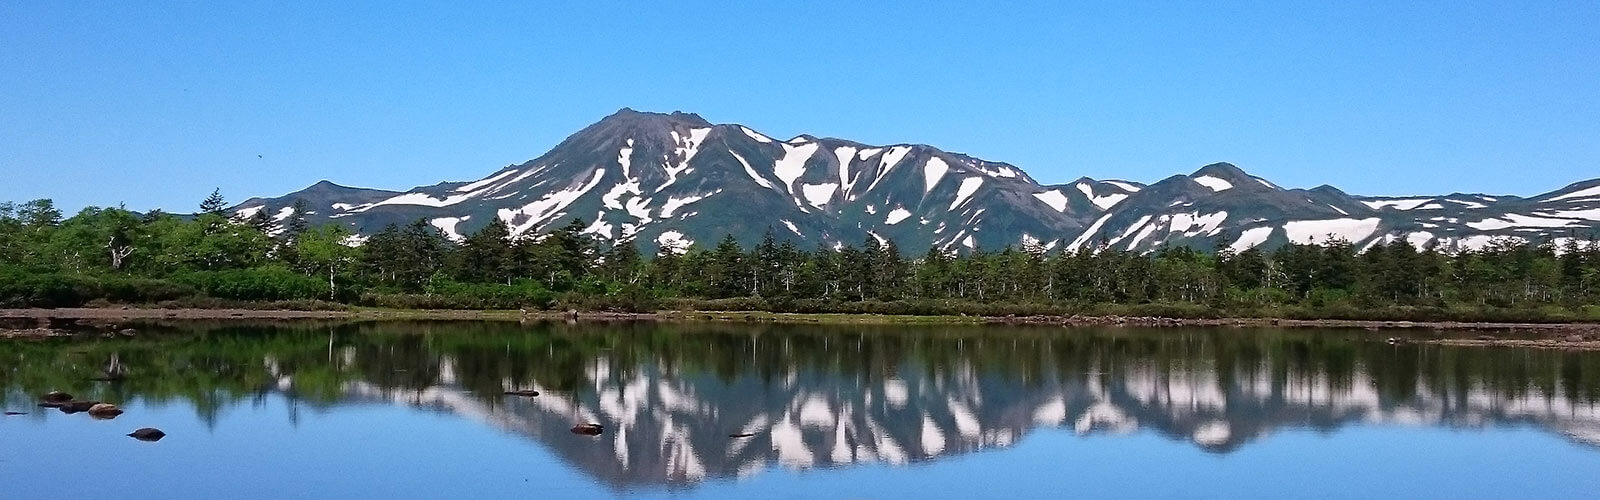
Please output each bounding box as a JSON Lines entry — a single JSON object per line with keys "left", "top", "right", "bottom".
{"left": 3, "top": 194, "right": 1599, "bottom": 324}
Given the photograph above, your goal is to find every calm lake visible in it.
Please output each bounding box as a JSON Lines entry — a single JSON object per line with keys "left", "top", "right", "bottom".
{"left": 4, "top": 320, "right": 1599, "bottom": 499}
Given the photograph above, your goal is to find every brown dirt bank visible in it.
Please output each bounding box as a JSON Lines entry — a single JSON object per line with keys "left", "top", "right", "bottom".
{"left": 4, "top": 308, "right": 1600, "bottom": 349}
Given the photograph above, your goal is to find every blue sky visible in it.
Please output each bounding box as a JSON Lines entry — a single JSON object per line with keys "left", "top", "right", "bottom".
{"left": 3, "top": 1, "right": 1598, "bottom": 212}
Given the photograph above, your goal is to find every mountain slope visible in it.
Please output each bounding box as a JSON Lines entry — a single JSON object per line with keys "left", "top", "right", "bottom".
{"left": 232, "top": 109, "right": 1600, "bottom": 254}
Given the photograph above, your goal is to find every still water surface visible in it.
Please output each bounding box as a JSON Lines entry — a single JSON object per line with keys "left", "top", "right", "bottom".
{"left": 3, "top": 321, "right": 1599, "bottom": 498}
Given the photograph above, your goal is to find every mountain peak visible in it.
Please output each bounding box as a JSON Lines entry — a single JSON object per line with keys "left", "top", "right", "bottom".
{"left": 600, "top": 108, "right": 712, "bottom": 128}
{"left": 1191, "top": 162, "right": 1252, "bottom": 180}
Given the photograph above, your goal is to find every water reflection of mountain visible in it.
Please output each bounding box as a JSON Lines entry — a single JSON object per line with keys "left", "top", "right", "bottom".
{"left": 6, "top": 321, "right": 1600, "bottom": 489}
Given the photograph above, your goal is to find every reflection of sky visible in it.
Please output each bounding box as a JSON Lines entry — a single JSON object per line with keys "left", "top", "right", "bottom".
{"left": 4, "top": 395, "right": 1600, "bottom": 499}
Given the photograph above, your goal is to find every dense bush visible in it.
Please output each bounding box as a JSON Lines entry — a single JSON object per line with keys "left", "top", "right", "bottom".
{"left": 171, "top": 267, "right": 329, "bottom": 302}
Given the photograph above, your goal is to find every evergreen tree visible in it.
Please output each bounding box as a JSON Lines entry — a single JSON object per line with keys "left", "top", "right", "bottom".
{"left": 454, "top": 219, "right": 514, "bottom": 284}
{"left": 199, "top": 189, "right": 227, "bottom": 216}
{"left": 285, "top": 199, "right": 310, "bottom": 239}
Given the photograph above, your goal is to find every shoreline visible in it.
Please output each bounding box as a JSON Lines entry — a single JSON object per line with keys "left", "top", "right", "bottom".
{"left": 4, "top": 307, "right": 1599, "bottom": 349}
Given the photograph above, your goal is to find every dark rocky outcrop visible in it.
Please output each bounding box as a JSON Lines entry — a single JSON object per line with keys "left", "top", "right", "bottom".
{"left": 127, "top": 428, "right": 166, "bottom": 442}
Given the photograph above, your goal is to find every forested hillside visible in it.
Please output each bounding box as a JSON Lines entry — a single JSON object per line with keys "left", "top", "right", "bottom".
{"left": 3, "top": 194, "right": 1598, "bottom": 321}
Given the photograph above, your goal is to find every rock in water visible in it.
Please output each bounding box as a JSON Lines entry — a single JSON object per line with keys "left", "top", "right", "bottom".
{"left": 87, "top": 403, "right": 123, "bottom": 419}
{"left": 127, "top": 428, "right": 166, "bottom": 442}
{"left": 4, "top": 411, "right": 26, "bottom": 416}
{"left": 570, "top": 423, "right": 604, "bottom": 436}
{"left": 57, "top": 401, "right": 100, "bottom": 414}
{"left": 729, "top": 433, "right": 757, "bottom": 438}
{"left": 504, "top": 390, "right": 540, "bottom": 397}
{"left": 42, "top": 391, "right": 73, "bottom": 404}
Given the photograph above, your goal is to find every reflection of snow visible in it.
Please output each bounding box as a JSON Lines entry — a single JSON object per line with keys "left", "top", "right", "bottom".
{"left": 321, "top": 345, "right": 1600, "bottom": 488}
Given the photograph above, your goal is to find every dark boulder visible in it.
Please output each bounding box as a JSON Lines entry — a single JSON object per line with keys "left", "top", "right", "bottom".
{"left": 127, "top": 428, "right": 166, "bottom": 442}
{"left": 42, "top": 391, "right": 73, "bottom": 403}
{"left": 570, "top": 423, "right": 604, "bottom": 436}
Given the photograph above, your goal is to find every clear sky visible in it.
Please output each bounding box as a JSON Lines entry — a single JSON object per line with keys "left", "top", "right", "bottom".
{"left": 3, "top": 1, "right": 1598, "bottom": 213}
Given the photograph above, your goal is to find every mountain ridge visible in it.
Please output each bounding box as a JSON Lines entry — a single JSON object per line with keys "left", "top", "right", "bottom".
{"left": 232, "top": 109, "right": 1600, "bottom": 254}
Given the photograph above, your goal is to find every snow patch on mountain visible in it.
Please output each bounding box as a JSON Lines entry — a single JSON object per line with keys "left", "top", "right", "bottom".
{"left": 499, "top": 169, "right": 608, "bottom": 235}
{"left": 740, "top": 126, "right": 772, "bottom": 143}
{"left": 885, "top": 207, "right": 913, "bottom": 225}
{"left": 1230, "top": 227, "right": 1274, "bottom": 252}
{"left": 1107, "top": 215, "right": 1155, "bottom": 248}
{"left": 602, "top": 179, "right": 643, "bottom": 210}
{"left": 923, "top": 157, "right": 950, "bottom": 194}
{"left": 1406, "top": 231, "right": 1435, "bottom": 249}
{"left": 429, "top": 216, "right": 470, "bottom": 242}
{"left": 657, "top": 128, "right": 711, "bottom": 192}
{"left": 730, "top": 151, "right": 774, "bottom": 190}
{"left": 780, "top": 220, "right": 803, "bottom": 236}
{"left": 1104, "top": 180, "right": 1141, "bottom": 192}
{"left": 661, "top": 192, "right": 714, "bottom": 218}
{"left": 582, "top": 215, "right": 615, "bottom": 239}
{"left": 617, "top": 143, "right": 634, "bottom": 178}
{"left": 1193, "top": 175, "right": 1234, "bottom": 192}
{"left": 1283, "top": 218, "right": 1381, "bottom": 244}
{"left": 950, "top": 177, "right": 984, "bottom": 210}
{"left": 775, "top": 142, "right": 820, "bottom": 191}
{"left": 1076, "top": 182, "right": 1129, "bottom": 209}
{"left": 457, "top": 169, "right": 520, "bottom": 194}
{"left": 1170, "top": 211, "right": 1228, "bottom": 236}
{"left": 358, "top": 191, "right": 481, "bottom": 211}
{"left": 866, "top": 146, "right": 912, "bottom": 193}
{"left": 1549, "top": 185, "right": 1600, "bottom": 202}
{"left": 1069, "top": 213, "right": 1116, "bottom": 251}
{"left": 657, "top": 231, "right": 693, "bottom": 253}
{"left": 1361, "top": 198, "right": 1432, "bottom": 210}
{"left": 1466, "top": 213, "right": 1581, "bottom": 230}
{"left": 1032, "top": 190, "right": 1070, "bottom": 212}
{"left": 800, "top": 183, "right": 838, "bottom": 208}
{"left": 834, "top": 147, "right": 859, "bottom": 196}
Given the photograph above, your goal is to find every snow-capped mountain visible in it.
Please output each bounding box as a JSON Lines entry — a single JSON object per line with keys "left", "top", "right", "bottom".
{"left": 233, "top": 109, "right": 1600, "bottom": 253}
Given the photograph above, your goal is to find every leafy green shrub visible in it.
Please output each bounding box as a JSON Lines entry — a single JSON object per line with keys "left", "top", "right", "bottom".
{"left": 360, "top": 279, "right": 556, "bottom": 310}
{"left": 0, "top": 270, "right": 99, "bottom": 307}
{"left": 171, "top": 267, "right": 328, "bottom": 301}
{"left": 97, "top": 276, "right": 197, "bottom": 303}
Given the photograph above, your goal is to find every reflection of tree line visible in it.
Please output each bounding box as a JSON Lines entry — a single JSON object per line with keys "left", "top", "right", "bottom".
{"left": 4, "top": 322, "right": 1600, "bottom": 463}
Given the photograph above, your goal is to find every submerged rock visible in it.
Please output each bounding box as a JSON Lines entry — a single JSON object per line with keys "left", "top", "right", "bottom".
{"left": 728, "top": 433, "right": 757, "bottom": 438}
{"left": 570, "top": 423, "right": 604, "bottom": 436}
{"left": 127, "top": 428, "right": 166, "bottom": 442}
{"left": 503, "top": 390, "right": 540, "bottom": 397}
{"left": 42, "top": 391, "right": 73, "bottom": 404}
{"left": 57, "top": 401, "right": 100, "bottom": 414}
{"left": 4, "top": 411, "right": 26, "bottom": 416}
{"left": 87, "top": 403, "right": 124, "bottom": 419}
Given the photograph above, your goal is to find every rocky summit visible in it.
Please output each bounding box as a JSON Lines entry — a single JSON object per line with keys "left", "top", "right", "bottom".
{"left": 233, "top": 109, "right": 1600, "bottom": 254}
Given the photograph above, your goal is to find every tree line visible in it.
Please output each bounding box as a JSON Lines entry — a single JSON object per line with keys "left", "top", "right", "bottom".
{"left": 2, "top": 192, "right": 1598, "bottom": 320}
